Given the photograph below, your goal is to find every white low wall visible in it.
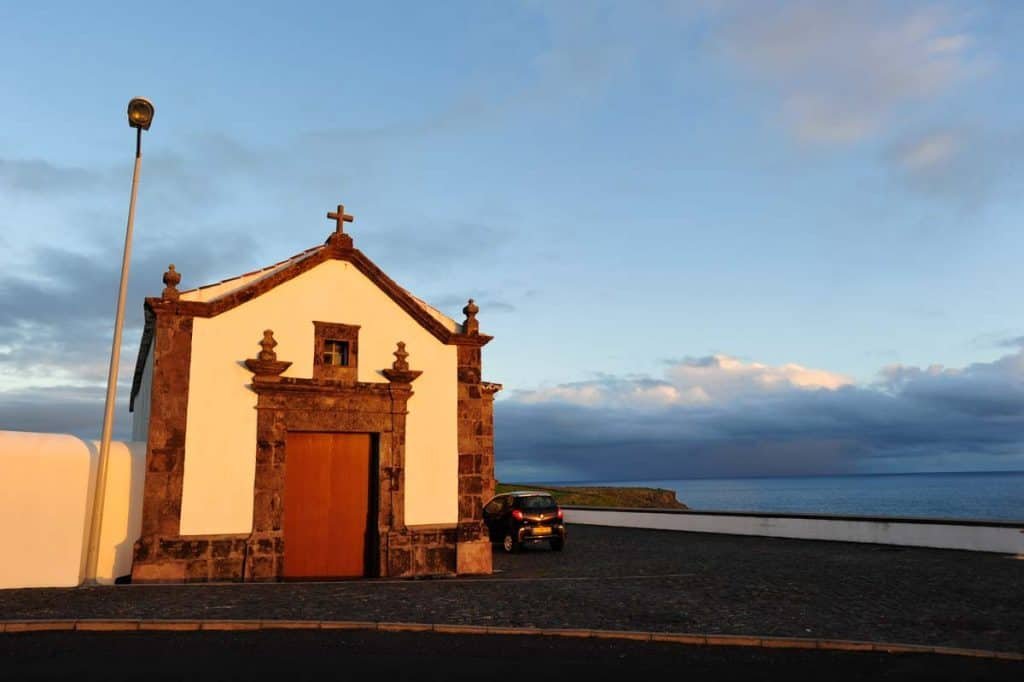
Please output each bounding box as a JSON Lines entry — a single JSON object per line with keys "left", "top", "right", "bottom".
{"left": 0, "top": 431, "right": 146, "bottom": 589}
{"left": 564, "top": 507, "right": 1024, "bottom": 555}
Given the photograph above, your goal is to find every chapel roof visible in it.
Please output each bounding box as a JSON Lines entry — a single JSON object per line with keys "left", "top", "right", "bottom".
{"left": 174, "top": 244, "right": 460, "bottom": 333}
{"left": 129, "top": 204, "right": 489, "bottom": 411}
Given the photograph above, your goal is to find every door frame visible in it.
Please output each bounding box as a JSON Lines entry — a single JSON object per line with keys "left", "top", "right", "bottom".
{"left": 245, "top": 378, "right": 415, "bottom": 581}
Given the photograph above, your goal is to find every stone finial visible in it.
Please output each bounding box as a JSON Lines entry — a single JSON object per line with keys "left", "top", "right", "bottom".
{"left": 161, "top": 264, "right": 181, "bottom": 301}
{"left": 382, "top": 340, "right": 422, "bottom": 385}
{"left": 258, "top": 329, "right": 278, "bottom": 361}
{"left": 245, "top": 329, "right": 292, "bottom": 381}
{"left": 462, "top": 298, "right": 479, "bottom": 335}
{"left": 392, "top": 341, "right": 409, "bottom": 371}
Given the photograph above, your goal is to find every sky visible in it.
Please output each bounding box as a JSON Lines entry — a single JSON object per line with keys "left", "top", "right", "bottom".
{"left": 2, "top": 1, "right": 1023, "bottom": 481}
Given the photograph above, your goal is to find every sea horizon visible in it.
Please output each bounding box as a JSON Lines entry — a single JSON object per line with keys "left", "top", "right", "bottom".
{"left": 520, "top": 470, "right": 1024, "bottom": 522}
{"left": 533, "top": 468, "right": 1024, "bottom": 486}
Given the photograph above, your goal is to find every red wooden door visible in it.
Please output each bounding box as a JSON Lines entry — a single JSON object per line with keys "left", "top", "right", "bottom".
{"left": 283, "top": 432, "right": 373, "bottom": 579}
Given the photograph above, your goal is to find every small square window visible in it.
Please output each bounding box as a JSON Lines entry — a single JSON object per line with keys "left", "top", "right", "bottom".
{"left": 323, "top": 340, "right": 349, "bottom": 367}
{"left": 313, "top": 321, "right": 359, "bottom": 381}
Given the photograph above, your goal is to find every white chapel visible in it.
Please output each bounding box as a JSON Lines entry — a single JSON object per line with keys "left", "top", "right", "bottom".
{"left": 126, "top": 203, "right": 500, "bottom": 581}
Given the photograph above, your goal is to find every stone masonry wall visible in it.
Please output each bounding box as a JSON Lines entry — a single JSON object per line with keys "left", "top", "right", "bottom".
{"left": 131, "top": 304, "right": 194, "bottom": 583}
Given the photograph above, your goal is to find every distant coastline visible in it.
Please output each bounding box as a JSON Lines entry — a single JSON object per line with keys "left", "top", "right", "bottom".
{"left": 495, "top": 482, "right": 687, "bottom": 509}
{"left": 518, "top": 470, "right": 1024, "bottom": 522}
{"left": 535, "top": 469, "right": 1024, "bottom": 486}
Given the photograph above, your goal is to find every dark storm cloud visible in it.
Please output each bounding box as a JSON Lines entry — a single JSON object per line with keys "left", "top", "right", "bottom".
{"left": 0, "top": 234, "right": 258, "bottom": 357}
{"left": 0, "top": 387, "right": 128, "bottom": 441}
{"left": 0, "top": 214, "right": 258, "bottom": 439}
{"left": 495, "top": 351, "right": 1024, "bottom": 481}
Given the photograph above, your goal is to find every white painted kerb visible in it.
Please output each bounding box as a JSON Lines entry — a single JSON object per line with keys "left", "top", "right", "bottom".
{"left": 564, "top": 508, "right": 1024, "bottom": 555}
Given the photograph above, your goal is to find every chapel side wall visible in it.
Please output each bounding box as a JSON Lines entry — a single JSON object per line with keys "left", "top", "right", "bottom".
{"left": 179, "top": 260, "right": 458, "bottom": 536}
{"left": 131, "top": 344, "right": 154, "bottom": 442}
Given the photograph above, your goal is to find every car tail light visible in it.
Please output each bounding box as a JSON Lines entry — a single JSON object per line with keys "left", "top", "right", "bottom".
{"left": 511, "top": 509, "right": 523, "bottom": 521}
{"left": 557, "top": 508, "right": 564, "bottom": 520}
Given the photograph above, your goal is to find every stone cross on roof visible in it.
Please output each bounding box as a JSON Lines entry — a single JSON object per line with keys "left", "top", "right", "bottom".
{"left": 327, "top": 204, "right": 354, "bottom": 235}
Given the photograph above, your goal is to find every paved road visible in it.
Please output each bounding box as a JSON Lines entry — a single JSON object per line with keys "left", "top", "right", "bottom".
{"left": 2, "top": 525, "right": 1021, "bottom": 651}
{"left": 1, "top": 630, "right": 1020, "bottom": 681}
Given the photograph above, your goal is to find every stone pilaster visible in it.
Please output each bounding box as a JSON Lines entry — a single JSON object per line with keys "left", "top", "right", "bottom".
{"left": 246, "top": 405, "right": 287, "bottom": 581}
{"left": 455, "top": 342, "right": 493, "bottom": 574}
{"left": 131, "top": 301, "right": 194, "bottom": 583}
{"left": 480, "top": 382, "right": 502, "bottom": 504}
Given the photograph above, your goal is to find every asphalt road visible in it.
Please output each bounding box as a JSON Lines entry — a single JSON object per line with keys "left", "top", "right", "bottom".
{"left": 1, "top": 630, "right": 1021, "bottom": 681}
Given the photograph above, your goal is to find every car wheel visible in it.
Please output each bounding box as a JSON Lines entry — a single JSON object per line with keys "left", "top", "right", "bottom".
{"left": 502, "top": 533, "right": 519, "bottom": 553}
{"left": 550, "top": 538, "right": 564, "bottom": 552}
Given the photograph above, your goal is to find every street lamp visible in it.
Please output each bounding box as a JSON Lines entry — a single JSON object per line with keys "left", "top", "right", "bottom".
{"left": 83, "top": 97, "right": 155, "bottom": 584}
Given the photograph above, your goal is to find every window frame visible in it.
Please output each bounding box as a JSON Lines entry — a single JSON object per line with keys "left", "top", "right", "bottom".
{"left": 312, "top": 321, "right": 360, "bottom": 382}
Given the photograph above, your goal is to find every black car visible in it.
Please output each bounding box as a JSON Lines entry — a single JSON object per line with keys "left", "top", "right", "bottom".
{"left": 483, "top": 491, "right": 567, "bottom": 553}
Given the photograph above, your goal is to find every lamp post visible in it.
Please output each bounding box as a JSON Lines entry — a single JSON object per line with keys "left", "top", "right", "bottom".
{"left": 83, "top": 97, "right": 155, "bottom": 584}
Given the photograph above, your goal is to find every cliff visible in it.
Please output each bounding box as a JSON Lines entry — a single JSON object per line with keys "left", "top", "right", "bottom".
{"left": 495, "top": 482, "right": 687, "bottom": 509}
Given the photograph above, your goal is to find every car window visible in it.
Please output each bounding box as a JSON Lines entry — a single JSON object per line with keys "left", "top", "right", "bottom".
{"left": 484, "top": 498, "right": 502, "bottom": 515}
{"left": 518, "top": 495, "right": 557, "bottom": 510}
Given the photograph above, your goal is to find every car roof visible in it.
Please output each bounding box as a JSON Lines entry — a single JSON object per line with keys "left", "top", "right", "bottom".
{"left": 503, "top": 491, "right": 555, "bottom": 497}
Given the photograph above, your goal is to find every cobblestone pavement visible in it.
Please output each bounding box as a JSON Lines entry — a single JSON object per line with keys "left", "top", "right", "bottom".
{"left": 2, "top": 526, "right": 1021, "bottom": 652}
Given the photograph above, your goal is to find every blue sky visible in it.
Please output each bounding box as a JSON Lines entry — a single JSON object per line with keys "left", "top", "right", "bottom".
{"left": 2, "top": 1, "right": 1024, "bottom": 480}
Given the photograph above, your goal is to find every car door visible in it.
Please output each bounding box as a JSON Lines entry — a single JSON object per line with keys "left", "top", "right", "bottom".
{"left": 482, "top": 495, "right": 505, "bottom": 540}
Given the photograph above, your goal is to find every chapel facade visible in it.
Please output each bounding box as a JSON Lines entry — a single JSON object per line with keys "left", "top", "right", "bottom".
{"left": 128, "top": 204, "right": 499, "bottom": 582}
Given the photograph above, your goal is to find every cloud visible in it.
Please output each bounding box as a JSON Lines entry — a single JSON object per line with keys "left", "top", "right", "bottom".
{"left": 885, "top": 126, "right": 1024, "bottom": 204}
{"left": 0, "top": 117, "right": 520, "bottom": 441}
{"left": 893, "top": 131, "right": 961, "bottom": 172}
{"left": 707, "top": 2, "right": 981, "bottom": 144}
{"left": 496, "top": 349, "right": 1024, "bottom": 481}
{"left": 0, "top": 159, "right": 107, "bottom": 194}
{"left": 516, "top": 376, "right": 696, "bottom": 408}
{"left": 513, "top": 354, "right": 851, "bottom": 408}
{"left": 527, "top": 1, "right": 637, "bottom": 102}
{"left": 666, "top": 354, "right": 851, "bottom": 397}
{"left": 363, "top": 220, "right": 513, "bottom": 277}
{"left": 998, "top": 336, "right": 1024, "bottom": 349}
{"left": 0, "top": 386, "right": 123, "bottom": 440}
{"left": 0, "top": 199, "right": 259, "bottom": 440}
{"left": 430, "top": 293, "right": 517, "bottom": 319}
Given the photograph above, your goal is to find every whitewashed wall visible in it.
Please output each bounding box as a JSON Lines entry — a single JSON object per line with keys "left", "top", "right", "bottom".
{"left": 0, "top": 431, "right": 145, "bottom": 589}
{"left": 564, "top": 507, "right": 1024, "bottom": 555}
{"left": 180, "top": 259, "right": 459, "bottom": 534}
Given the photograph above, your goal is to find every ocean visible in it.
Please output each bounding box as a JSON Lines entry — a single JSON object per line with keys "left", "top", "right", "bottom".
{"left": 584, "top": 471, "right": 1024, "bottom": 522}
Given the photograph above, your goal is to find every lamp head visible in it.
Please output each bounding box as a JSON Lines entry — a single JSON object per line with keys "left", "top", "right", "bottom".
{"left": 127, "top": 97, "right": 155, "bottom": 130}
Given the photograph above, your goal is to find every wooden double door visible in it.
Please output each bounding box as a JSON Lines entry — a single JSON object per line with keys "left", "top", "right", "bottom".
{"left": 282, "top": 432, "right": 376, "bottom": 579}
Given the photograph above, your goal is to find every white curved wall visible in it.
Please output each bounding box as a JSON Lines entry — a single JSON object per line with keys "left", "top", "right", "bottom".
{"left": 564, "top": 508, "right": 1024, "bottom": 555}
{"left": 180, "top": 260, "right": 458, "bottom": 535}
{"left": 0, "top": 431, "right": 145, "bottom": 589}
